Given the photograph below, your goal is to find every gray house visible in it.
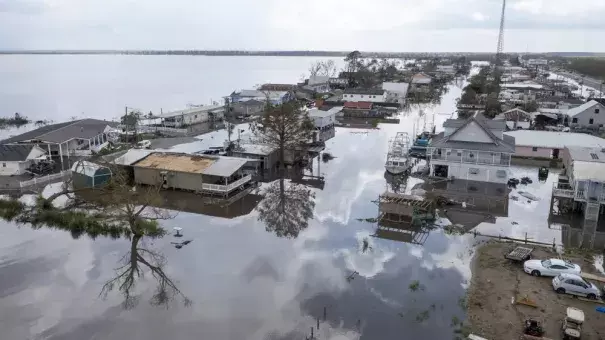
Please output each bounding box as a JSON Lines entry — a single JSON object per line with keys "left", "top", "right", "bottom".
{"left": 131, "top": 152, "right": 253, "bottom": 197}
{"left": 567, "top": 100, "right": 605, "bottom": 129}
{"left": 230, "top": 100, "right": 266, "bottom": 117}
{"left": 428, "top": 113, "right": 515, "bottom": 184}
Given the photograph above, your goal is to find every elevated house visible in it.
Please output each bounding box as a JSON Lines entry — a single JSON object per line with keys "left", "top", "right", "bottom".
{"left": 537, "top": 96, "right": 584, "bottom": 110}
{"left": 566, "top": 100, "right": 605, "bottom": 129}
{"left": 229, "top": 99, "right": 265, "bottom": 117}
{"left": 230, "top": 143, "right": 279, "bottom": 173}
{"left": 229, "top": 90, "right": 294, "bottom": 106}
{"left": 428, "top": 114, "right": 515, "bottom": 184}
{"left": 308, "top": 107, "right": 339, "bottom": 142}
{"left": 494, "top": 108, "right": 532, "bottom": 130}
{"left": 131, "top": 153, "right": 254, "bottom": 197}
{"left": 156, "top": 105, "right": 224, "bottom": 128}
{"left": 382, "top": 82, "right": 409, "bottom": 106}
{"left": 303, "top": 76, "right": 330, "bottom": 93}
{"left": 0, "top": 145, "right": 47, "bottom": 176}
{"left": 551, "top": 146, "right": 605, "bottom": 248}
{"left": 342, "top": 88, "right": 386, "bottom": 103}
{"left": 410, "top": 73, "right": 432, "bottom": 93}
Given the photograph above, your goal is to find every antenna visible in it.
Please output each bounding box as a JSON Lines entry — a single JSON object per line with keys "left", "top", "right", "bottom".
{"left": 495, "top": 0, "right": 506, "bottom": 66}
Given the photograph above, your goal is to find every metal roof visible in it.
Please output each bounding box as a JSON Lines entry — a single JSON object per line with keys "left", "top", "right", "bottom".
{"left": 382, "top": 82, "right": 410, "bottom": 94}
{"left": 443, "top": 118, "right": 506, "bottom": 130}
{"left": 112, "top": 149, "right": 153, "bottom": 165}
{"left": 308, "top": 107, "right": 341, "bottom": 118}
{"left": 0, "top": 144, "right": 38, "bottom": 161}
{"left": 1, "top": 119, "right": 114, "bottom": 144}
{"left": 566, "top": 147, "right": 605, "bottom": 163}
{"left": 430, "top": 132, "right": 515, "bottom": 153}
{"left": 202, "top": 156, "right": 249, "bottom": 177}
{"left": 232, "top": 143, "right": 276, "bottom": 156}
{"left": 71, "top": 160, "right": 110, "bottom": 177}
{"left": 566, "top": 100, "right": 603, "bottom": 117}
{"left": 572, "top": 161, "right": 605, "bottom": 182}
{"left": 504, "top": 130, "right": 605, "bottom": 149}
{"left": 343, "top": 88, "right": 385, "bottom": 95}
{"left": 155, "top": 105, "right": 224, "bottom": 118}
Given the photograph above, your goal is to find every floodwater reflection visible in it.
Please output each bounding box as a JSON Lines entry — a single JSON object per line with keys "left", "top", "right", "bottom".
{"left": 101, "top": 234, "right": 191, "bottom": 309}
{"left": 258, "top": 174, "right": 316, "bottom": 239}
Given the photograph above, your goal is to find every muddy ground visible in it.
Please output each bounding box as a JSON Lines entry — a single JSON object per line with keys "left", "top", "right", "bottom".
{"left": 468, "top": 241, "right": 605, "bottom": 340}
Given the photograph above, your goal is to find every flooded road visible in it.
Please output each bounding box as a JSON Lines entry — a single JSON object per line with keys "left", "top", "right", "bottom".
{"left": 0, "top": 67, "right": 570, "bottom": 340}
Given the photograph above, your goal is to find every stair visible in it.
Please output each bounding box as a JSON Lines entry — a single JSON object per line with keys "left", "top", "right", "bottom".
{"left": 581, "top": 202, "right": 601, "bottom": 248}
{"left": 585, "top": 202, "right": 600, "bottom": 221}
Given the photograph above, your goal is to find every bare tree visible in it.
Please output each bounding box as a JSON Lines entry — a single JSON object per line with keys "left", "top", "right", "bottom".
{"left": 100, "top": 234, "right": 191, "bottom": 309}
{"left": 251, "top": 100, "right": 314, "bottom": 174}
{"left": 308, "top": 60, "right": 338, "bottom": 79}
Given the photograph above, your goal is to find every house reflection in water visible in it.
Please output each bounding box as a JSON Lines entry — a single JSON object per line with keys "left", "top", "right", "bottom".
{"left": 76, "top": 189, "right": 263, "bottom": 219}
{"left": 559, "top": 224, "right": 605, "bottom": 251}
{"left": 374, "top": 192, "right": 436, "bottom": 245}
{"left": 424, "top": 178, "right": 509, "bottom": 232}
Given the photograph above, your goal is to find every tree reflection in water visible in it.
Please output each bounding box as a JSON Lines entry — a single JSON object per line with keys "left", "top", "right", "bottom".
{"left": 100, "top": 234, "right": 191, "bottom": 309}
{"left": 257, "top": 177, "right": 315, "bottom": 239}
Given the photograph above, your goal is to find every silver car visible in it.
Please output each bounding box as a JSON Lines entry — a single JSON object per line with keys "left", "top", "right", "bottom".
{"left": 552, "top": 273, "right": 601, "bottom": 300}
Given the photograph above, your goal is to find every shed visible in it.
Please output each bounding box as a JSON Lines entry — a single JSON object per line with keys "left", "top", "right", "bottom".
{"left": 71, "top": 160, "right": 112, "bottom": 189}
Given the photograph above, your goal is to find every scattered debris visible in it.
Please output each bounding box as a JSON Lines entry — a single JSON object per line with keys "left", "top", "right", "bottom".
{"left": 415, "top": 310, "right": 430, "bottom": 323}
{"left": 508, "top": 178, "right": 520, "bottom": 188}
{"left": 322, "top": 152, "right": 335, "bottom": 162}
{"left": 510, "top": 195, "right": 519, "bottom": 201}
{"left": 361, "top": 237, "right": 373, "bottom": 253}
{"left": 443, "top": 224, "right": 467, "bottom": 236}
{"left": 514, "top": 295, "right": 538, "bottom": 308}
{"left": 511, "top": 221, "right": 518, "bottom": 225}
{"left": 173, "top": 227, "right": 183, "bottom": 237}
{"left": 517, "top": 191, "right": 539, "bottom": 201}
{"left": 171, "top": 239, "right": 192, "bottom": 249}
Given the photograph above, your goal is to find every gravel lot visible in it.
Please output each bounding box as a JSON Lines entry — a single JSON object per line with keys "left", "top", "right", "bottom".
{"left": 467, "top": 241, "right": 605, "bottom": 340}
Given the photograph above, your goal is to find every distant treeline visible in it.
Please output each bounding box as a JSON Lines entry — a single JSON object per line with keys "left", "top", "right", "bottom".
{"left": 566, "top": 58, "right": 605, "bottom": 80}
{"left": 0, "top": 50, "right": 510, "bottom": 60}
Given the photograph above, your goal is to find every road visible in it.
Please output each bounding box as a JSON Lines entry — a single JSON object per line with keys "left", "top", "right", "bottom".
{"left": 556, "top": 70, "right": 605, "bottom": 92}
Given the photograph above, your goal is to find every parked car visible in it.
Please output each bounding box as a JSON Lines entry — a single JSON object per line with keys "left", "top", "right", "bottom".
{"left": 552, "top": 273, "right": 600, "bottom": 300}
{"left": 524, "top": 258, "right": 581, "bottom": 277}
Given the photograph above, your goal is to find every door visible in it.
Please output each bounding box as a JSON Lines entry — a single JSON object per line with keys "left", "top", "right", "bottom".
{"left": 552, "top": 148, "right": 560, "bottom": 159}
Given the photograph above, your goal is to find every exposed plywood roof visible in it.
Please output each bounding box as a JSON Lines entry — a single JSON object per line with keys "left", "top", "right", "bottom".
{"left": 135, "top": 153, "right": 216, "bottom": 173}
{"left": 133, "top": 153, "right": 248, "bottom": 177}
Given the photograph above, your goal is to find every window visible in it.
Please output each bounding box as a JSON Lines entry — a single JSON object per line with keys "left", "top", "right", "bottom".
{"left": 596, "top": 108, "right": 600, "bottom": 114}
{"left": 469, "top": 153, "right": 475, "bottom": 158}
{"left": 1, "top": 163, "right": 5, "bottom": 167}
{"left": 532, "top": 147, "right": 538, "bottom": 152}
{"left": 496, "top": 170, "right": 507, "bottom": 178}
{"left": 590, "top": 118, "right": 594, "bottom": 124}
{"left": 469, "top": 168, "right": 479, "bottom": 175}
{"left": 572, "top": 118, "right": 578, "bottom": 123}
{"left": 194, "top": 115, "right": 198, "bottom": 119}
{"left": 550, "top": 265, "right": 567, "bottom": 270}
{"left": 361, "top": 95, "right": 364, "bottom": 98}
{"left": 456, "top": 151, "right": 462, "bottom": 156}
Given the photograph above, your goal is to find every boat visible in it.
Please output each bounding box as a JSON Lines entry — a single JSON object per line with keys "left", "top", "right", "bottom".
{"left": 385, "top": 132, "right": 411, "bottom": 174}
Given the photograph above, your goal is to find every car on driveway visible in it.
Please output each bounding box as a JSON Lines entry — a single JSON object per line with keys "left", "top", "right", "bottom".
{"left": 524, "top": 258, "right": 581, "bottom": 277}
{"left": 553, "top": 273, "right": 601, "bottom": 300}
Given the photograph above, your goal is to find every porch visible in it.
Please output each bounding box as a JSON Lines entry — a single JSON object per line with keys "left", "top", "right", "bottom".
{"left": 429, "top": 148, "right": 511, "bottom": 166}
{"left": 200, "top": 174, "right": 252, "bottom": 194}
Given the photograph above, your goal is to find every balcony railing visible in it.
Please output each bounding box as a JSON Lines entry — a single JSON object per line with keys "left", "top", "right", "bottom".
{"left": 201, "top": 174, "right": 252, "bottom": 193}
{"left": 431, "top": 153, "right": 510, "bottom": 166}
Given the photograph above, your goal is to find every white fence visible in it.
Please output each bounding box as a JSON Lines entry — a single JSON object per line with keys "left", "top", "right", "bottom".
{"left": 20, "top": 170, "right": 72, "bottom": 188}
{"left": 138, "top": 125, "right": 189, "bottom": 135}
{"left": 201, "top": 175, "right": 252, "bottom": 193}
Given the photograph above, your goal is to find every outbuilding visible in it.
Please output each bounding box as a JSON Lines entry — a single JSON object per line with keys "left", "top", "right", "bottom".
{"left": 504, "top": 130, "right": 605, "bottom": 159}
{"left": 71, "top": 160, "right": 112, "bottom": 189}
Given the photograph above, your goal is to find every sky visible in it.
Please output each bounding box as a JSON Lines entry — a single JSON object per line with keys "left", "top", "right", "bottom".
{"left": 0, "top": 0, "right": 604, "bottom": 52}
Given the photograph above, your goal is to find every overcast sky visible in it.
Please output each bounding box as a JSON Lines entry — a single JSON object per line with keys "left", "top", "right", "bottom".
{"left": 1, "top": 0, "right": 603, "bottom": 52}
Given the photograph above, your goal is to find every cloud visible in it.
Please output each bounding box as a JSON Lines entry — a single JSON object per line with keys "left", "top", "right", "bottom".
{"left": 0, "top": 0, "right": 604, "bottom": 51}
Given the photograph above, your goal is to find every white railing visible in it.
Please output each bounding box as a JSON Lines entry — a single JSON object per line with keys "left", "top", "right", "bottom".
{"left": 201, "top": 174, "right": 252, "bottom": 193}
{"left": 552, "top": 186, "right": 574, "bottom": 198}
{"left": 20, "top": 170, "right": 72, "bottom": 188}
{"left": 138, "top": 125, "right": 188, "bottom": 134}
{"left": 70, "top": 149, "right": 92, "bottom": 156}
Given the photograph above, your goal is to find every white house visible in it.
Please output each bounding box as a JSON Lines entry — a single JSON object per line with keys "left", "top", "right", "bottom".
{"left": 436, "top": 65, "right": 456, "bottom": 75}
{"left": 157, "top": 105, "right": 225, "bottom": 128}
{"left": 308, "top": 107, "right": 340, "bottom": 130}
{"left": 230, "top": 90, "right": 294, "bottom": 105}
{"left": 0, "top": 144, "right": 47, "bottom": 175}
{"left": 382, "top": 82, "right": 409, "bottom": 105}
{"left": 428, "top": 113, "right": 515, "bottom": 184}
{"left": 342, "top": 89, "right": 386, "bottom": 103}
{"left": 306, "top": 75, "right": 330, "bottom": 93}
{"left": 566, "top": 100, "right": 605, "bottom": 128}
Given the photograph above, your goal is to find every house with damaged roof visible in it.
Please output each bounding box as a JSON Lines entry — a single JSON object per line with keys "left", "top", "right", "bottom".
{"left": 428, "top": 113, "right": 515, "bottom": 184}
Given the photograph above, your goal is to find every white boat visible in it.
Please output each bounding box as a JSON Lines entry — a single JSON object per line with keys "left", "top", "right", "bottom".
{"left": 385, "top": 132, "right": 411, "bottom": 174}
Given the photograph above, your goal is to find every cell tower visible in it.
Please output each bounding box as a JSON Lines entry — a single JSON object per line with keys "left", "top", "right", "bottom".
{"left": 495, "top": 0, "right": 507, "bottom": 66}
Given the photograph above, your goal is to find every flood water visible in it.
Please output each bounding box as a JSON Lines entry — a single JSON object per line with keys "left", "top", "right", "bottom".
{"left": 0, "top": 59, "right": 575, "bottom": 340}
